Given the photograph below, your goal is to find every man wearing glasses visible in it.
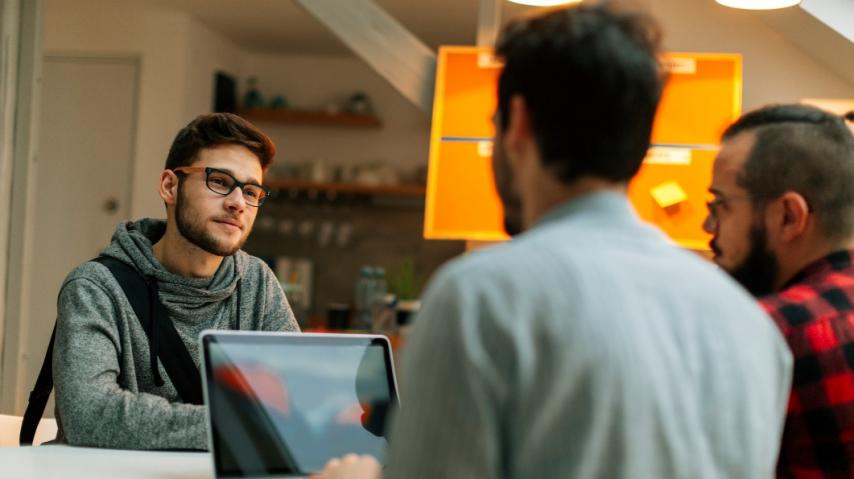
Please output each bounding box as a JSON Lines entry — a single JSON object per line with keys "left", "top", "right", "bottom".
{"left": 51, "top": 113, "right": 298, "bottom": 450}
{"left": 705, "top": 104, "right": 854, "bottom": 477}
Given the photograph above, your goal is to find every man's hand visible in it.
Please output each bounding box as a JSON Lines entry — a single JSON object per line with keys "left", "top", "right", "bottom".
{"left": 311, "top": 454, "right": 382, "bottom": 479}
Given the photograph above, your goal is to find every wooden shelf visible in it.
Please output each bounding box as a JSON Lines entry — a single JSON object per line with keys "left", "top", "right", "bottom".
{"left": 239, "top": 108, "right": 381, "bottom": 128}
{"left": 266, "top": 179, "right": 425, "bottom": 197}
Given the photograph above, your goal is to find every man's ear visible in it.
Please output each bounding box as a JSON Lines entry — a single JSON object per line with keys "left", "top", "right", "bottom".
{"left": 503, "top": 94, "right": 533, "bottom": 166}
{"left": 159, "top": 170, "right": 180, "bottom": 206}
{"left": 775, "top": 191, "right": 811, "bottom": 242}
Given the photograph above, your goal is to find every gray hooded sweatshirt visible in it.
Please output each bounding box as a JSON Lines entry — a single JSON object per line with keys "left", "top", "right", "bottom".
{"left": 52, "top": 219, "right": 299, "bottom": 450}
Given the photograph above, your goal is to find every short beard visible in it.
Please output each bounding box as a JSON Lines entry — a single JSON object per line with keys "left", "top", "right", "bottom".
{"left": 175, "top": 183, "right": 245, "bottom": 257}
{"left": 491, "top": 140, "right": 523, "bottom": 237}
{"left": 502, "top": 198, "right": 523, "bottom": 237}
{"left": 729, "top": 225, "right": 779, "bottom": 297}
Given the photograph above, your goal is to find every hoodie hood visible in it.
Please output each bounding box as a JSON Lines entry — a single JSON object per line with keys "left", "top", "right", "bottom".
{"left": 100, "top": 218, "right": 248, "bottom": 316}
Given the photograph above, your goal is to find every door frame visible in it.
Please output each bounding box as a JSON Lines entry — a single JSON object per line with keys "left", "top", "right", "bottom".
{"left": 0, "top": 0, "right": 42, "bottom": 415}
{"left": 1, "top": 52, "right": 141, "bottom": 415}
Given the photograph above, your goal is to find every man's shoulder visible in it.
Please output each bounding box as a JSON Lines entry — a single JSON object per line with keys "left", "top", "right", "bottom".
{"left": 761, "top": 273, "right": 854, "bottom": 330}
{"left": 55, "top": 258, "right": 133, "bottom": 311}
{"left": 63, "top": 257, "right": 126, "bottom": 287}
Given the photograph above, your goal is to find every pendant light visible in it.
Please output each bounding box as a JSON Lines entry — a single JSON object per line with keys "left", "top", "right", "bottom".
{"left": 715, "top": 0, "right": 801, "bottom": 10}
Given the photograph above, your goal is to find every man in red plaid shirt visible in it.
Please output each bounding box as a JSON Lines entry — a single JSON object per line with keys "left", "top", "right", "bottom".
{"left": 705, "top": 104, "right": 854, "bottom": 478}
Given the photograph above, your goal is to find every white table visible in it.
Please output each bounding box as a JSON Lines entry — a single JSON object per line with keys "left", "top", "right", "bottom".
{"left": 0, "top": 445, "right": 213, "bottom": 478}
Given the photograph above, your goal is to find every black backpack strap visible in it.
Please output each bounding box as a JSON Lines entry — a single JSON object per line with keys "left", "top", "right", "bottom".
{"left": 92, "top": 256, "right": 203, "bottom": 406}
{"left": 20, "top": 257, "right": 204, "bottom": 445}
{"left": 19, "top": 326, "right": 57, "bottom": 445}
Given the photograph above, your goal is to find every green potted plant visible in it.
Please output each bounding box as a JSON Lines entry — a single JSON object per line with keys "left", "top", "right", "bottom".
{"left": 388, "top": 258, "right": 422, "bottom": 329}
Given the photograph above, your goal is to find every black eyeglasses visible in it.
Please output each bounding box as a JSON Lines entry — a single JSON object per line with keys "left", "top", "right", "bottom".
{"left": 173, "top": 167, "right": 270, "bottom": 207}
{"left": 704, "top": 194, "right": 757, "bottom": 229}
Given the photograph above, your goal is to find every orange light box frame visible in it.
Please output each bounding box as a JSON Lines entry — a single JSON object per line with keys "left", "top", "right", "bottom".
{"left": 424, "top": 47, "right": 742, "bottom": 249}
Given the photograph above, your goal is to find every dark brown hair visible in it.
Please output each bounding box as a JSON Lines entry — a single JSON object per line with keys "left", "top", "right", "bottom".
{"left": 495, "top": 3, "right": 663, "bottom": 184}
{"left": 165, "top": 113, "right": 276, "bottom": 171}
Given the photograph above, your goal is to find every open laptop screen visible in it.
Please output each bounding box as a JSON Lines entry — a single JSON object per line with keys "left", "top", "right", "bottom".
{"left": 201, "top": 332, "right": 398, "bottom": 477}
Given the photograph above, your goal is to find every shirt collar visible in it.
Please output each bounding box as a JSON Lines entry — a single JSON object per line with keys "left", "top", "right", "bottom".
{"left": 782, "top": 249, "right": 854, "bottom": 289}
{"left": 535, "top": 190, "right": 637, "bottom": 229}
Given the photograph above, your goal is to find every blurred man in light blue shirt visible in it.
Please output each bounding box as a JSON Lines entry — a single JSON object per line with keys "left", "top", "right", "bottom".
{"left": 318, "top": 4, "right": 792, "bottom": 478}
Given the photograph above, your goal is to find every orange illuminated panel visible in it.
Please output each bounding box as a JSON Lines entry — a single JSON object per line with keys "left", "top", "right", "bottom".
{"left": 425, "top": 47, "right": 507, "bottom": 240}
{"left": 424, "top": 141, "right": 509, "bottom": 241}
{"left": 425, "top": 47, "right": 738, "bottom": 246}
{"left": 438, "top": 50, "right": 501, "bottom": 139}
{"left": 653, "top": 54, "right": 742, "bottom": 146}
{"left": 628, "top": 149, "right": 716, "bottom": 250}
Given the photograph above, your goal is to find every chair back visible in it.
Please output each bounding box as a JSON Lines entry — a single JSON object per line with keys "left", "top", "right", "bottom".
{"left": 0, "top": 414, "right": 57, "bottom": 447}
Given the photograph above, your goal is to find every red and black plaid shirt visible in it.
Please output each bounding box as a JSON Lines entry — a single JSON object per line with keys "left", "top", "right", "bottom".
{"left": 761, "top": 250, "right": 854, "bottom": 479}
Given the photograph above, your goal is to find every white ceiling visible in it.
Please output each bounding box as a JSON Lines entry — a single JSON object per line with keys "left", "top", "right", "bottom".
{"left": 757, "top": 0, "right": 854, "bottom": 87}
{"left": 142, "top": 0, "right": 853, "bottom": 87}
{"left": 145, "top": 0, "right": 536, "bottom": 56}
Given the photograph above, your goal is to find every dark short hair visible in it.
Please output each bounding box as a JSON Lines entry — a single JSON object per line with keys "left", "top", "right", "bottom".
{"left": 723, "top": 103, "right": 847, "bottom": 140}
{"left": 165, "top": 113, "right": 276, "bottom": 171}
{"left": 495, "top": 3, "right": 663, "bottom": 184}
{"left": 725, "top": 104, "right": 854, "bottom": 240}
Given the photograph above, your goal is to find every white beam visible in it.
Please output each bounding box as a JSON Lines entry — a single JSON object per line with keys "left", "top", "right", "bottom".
{"left": 477, "top": 0, "right": 502, "bottom": 48}
{"left": 758, "top": 0, "right": 854, "bottom": 87}
{"left": 294, "top": 0, "right": 436, "bottom": 113}
{"left": 801, "top": 0, "right": 854, "bottom": 43}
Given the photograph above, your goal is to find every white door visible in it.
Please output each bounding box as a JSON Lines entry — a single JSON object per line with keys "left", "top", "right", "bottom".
{"left": 21, "top": 55, "right": 138, "bottom": 415}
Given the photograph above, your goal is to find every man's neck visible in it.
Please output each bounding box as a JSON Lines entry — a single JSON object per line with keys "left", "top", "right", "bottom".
{"left": 774, "top": 237, "right": 854, "bottom": 290}
{"left": 152, "top": 226, "right": 224, "bottom": 278}
{"left": 522, "top": 176, "right": 625, "bottom": 230}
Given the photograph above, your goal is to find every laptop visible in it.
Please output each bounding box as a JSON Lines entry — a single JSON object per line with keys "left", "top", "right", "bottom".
{"left": 200, "top": 331, "right": 400, "bottom": 478}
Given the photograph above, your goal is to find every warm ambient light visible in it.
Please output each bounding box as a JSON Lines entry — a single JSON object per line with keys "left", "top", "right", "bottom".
{"left": 715, "top": 0, "right": 801, "bottom": 10}
{"left": 507, "top": 0, "right": 582, "bottom": 6}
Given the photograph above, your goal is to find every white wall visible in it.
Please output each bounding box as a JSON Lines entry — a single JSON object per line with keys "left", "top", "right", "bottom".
{"left": 243, "top": 53, "right": 432, "bottom": 177}
{"left": 42, "top": 0, "right": 246, "bottom": 220}
{"left": 182, "top": 18, "right": 246, "bottom": 125}
{"left": 651, "top": 0, "right": 854, "bottom": 110}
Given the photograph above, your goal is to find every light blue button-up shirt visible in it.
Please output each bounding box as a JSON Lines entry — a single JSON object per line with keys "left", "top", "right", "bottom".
{"left": 386, "top": 191, "right": 792, "bottom": 478}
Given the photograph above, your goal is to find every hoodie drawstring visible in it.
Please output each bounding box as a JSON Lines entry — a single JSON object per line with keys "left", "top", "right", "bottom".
{"left": 146, "top": 275, "right": 165, "bottom": 387}
{"left": 235, "top": 280, "right": 242, "bottom": 330}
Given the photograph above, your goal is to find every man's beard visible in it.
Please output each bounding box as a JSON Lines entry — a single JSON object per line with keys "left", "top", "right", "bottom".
{"left": 500, "top": 191, "right": 523, "bottom": 237}
{"left": 725, "top": 225, "right": 779, "bottom": 297}
{"left": 491, "top": 143, "right": 523, "bottom": 236}
{"left": 175, "top": 185, "right": 248, "bottom": 257}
